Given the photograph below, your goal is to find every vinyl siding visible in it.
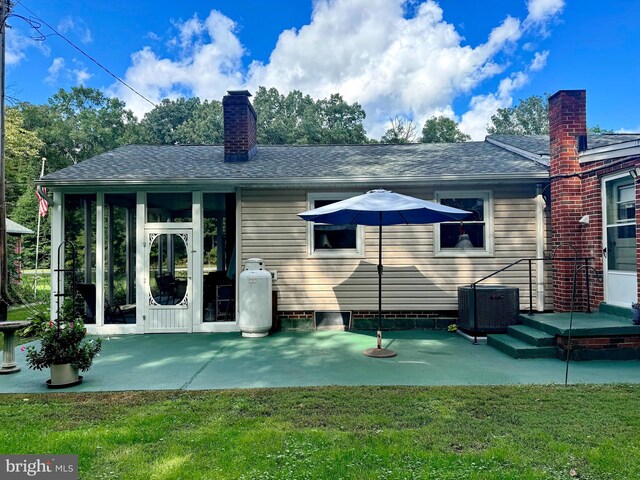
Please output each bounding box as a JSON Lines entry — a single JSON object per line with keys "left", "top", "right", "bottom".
{"left": 240, "top": 186, "right": 551, "bottom": 312}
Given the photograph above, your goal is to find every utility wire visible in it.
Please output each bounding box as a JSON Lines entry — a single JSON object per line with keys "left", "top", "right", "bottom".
{"left": 15, "top": 2, "right": 157, "bottom": 108}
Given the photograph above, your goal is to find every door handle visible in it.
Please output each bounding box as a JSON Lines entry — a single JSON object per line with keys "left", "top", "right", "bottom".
{"left": 602, "top": 247, "right": 607, "bottom": 258}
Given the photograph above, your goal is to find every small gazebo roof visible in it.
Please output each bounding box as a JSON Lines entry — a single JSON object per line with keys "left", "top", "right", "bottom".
{"left": 6, "top": 218, "right": 34, "bottom": 235}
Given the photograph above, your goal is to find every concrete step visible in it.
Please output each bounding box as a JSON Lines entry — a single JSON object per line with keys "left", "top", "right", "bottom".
{"left": 508, "top": 324, "right": 555, "bottom": 346}
{"left": 599, "top": 302, "right": 633, "bottom": 318}
{"left": 519, "top": 313, "right": 640, "bottom": 336}
{"left": 487, "top": 334, "right": 557, "bottom": 359}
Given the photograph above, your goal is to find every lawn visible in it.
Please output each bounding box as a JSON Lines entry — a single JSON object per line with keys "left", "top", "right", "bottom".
{"left": 1, "top": 385, "right": 639, "bottom": 479}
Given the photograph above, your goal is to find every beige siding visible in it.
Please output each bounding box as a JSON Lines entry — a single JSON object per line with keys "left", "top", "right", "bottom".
{"left": 240, "top": 186, "right": 552, "bottom": 312}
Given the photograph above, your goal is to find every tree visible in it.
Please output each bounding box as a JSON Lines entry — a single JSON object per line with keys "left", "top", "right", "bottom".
{"left": 174, "top": 100, "right": 224, "bottom": 144}
{"left": 5, "top": 108, "right": 44, "bottom": 213}
{"left": 487, "top": 95, "right": 549, "bottom": 135}
{"left": 588, "top": 125, "right": 614, "bottom": 134}
{"left": 252, "top": 87, "right": 368, "bottom": 144}
{"left": 19, "top": 86, "right": 137, "bottom": 171}
{"left": 138, "top": 97, "right": 216, "bottom": 145}
{"left": 381, "top": 116, "right": 418, "bottom": 144}
{"left": 253, "top": 87, "right": 316, "bottom": 144}
{"left": 420, "top": 116, "right": 470, "bottom": 143}
{"left": 315, "top": 93, "right": 368, "bottom": 144}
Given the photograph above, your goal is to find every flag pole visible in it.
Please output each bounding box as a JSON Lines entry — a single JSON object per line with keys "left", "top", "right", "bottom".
{"left": 33, "top": 157, "right": 47, "bottom": 298}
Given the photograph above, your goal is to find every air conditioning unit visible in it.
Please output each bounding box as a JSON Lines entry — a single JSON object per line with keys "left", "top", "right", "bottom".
{"left": 457, "top": 286, "right": 520, "bottom": 333}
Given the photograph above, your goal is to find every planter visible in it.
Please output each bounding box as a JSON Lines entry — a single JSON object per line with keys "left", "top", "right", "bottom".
{"left": 633, "top": 308, "right": 640, "bottom": 326}
{"left": 47, "top": 363, "right": 83, "bottom": 389}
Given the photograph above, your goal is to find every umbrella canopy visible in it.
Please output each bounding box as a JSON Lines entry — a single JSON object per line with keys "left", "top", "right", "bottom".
{"left": 298, "top": 189, "right": 470, "bottom": 225}
{"left": 298, "top": 189, "right": 471, "bottom": 358}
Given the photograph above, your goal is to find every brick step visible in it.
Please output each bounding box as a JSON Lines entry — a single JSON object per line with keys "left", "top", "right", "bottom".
{"left": 487, "top": 334, "right": 557, "bottom": 359}
{"left": 508, "top": 324, "right": 555, "bottom": 346}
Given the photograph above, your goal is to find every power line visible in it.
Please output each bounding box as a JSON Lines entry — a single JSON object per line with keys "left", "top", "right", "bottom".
{"left": 14, "top": 2, "right": 157, "bottom": 109}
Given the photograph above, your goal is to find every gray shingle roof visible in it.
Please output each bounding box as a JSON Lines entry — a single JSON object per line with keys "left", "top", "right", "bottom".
{"left": 41, "top": 141, "right": 548, "bottom": 186}
{"left": 487, "top": 133, "right": 640, "bottom": 156}
{"left": 487, "top": 135, "right": 549, "bottom": 155}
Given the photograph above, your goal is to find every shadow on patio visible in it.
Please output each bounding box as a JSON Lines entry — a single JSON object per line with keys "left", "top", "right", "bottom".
{"left": 2, "top": 330, "right": 640, "bottom": 393}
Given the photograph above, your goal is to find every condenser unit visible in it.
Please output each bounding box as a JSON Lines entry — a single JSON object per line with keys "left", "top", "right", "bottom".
{"left": 457, "top": 286, "right": 520, "bottom": 334}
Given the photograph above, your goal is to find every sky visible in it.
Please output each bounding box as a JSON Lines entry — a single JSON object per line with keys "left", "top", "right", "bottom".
{"left": 6, "top": 0, "right": 640, "bottom": 140}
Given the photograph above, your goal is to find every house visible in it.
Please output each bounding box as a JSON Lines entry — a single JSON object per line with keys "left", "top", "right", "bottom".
{"left": 38, "top": 90, "right": 639, "bottom": 335}
{"left": 6, "top": 218, "right": 34, "bottom": 281}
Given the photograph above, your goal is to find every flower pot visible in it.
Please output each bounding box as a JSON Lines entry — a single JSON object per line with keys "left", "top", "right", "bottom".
{"left": 632, "top": 308, "right": 640, "bottom": 326}
{"left": 47, "top": 363, "right": 83, "bottom": 389}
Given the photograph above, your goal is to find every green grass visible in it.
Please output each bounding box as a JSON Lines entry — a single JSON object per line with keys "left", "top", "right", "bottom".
{"left": 1, "top": 385, "right": 639, "bottom": 479}
{"left": 0, "top": 302, "right": 48, "bottom": 348}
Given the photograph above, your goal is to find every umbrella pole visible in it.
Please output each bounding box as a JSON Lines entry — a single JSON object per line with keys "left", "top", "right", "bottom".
{"left": 363, "top": 213, "right": 396, "bottom": 358}
{"left": 377, "top": 219, "right": 382, "bottom": 348}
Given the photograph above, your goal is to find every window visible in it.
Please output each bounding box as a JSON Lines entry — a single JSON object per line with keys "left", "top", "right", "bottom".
{"left": 606, "top": 177, "right": 635, "bottom": 272}
{"left": 434, "top": 191, "right": 493, "bottom": 256}
{"left": 307, "top": 193, "right": 364, "bottom": 257}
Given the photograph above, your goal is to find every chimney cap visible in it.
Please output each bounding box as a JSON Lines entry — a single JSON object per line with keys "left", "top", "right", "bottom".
{"left": 226, "top": 90, "right": 252, "bottom": 97}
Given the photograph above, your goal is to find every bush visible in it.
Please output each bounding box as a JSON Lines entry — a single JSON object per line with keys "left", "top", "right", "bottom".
{"left": 25, "top": 314, "right": 102, "bottom": 372}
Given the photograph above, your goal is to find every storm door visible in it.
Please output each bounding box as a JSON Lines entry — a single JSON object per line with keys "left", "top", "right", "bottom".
{"left": 603, "top": 175, "right": 637, "bottom": 306}
{"left": 145, "top": 228, "right": 193, "bottom": 332}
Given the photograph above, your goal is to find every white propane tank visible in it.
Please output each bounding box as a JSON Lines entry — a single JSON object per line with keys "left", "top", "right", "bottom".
{"left": 238, "top": 258, "right": 272, "bottom": 337}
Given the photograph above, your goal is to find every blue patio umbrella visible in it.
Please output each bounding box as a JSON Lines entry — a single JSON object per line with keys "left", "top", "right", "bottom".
{"left": 299, "top": 189, "right": 471, "bottom": 358}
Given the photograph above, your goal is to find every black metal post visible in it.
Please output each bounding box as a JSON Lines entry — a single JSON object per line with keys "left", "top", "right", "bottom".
{"left": 528, "top": 259, "right": 533, "bottom": 314}
{"left": 584, "top": 258, "right": 591, "bottom": 313}
{"left": 472, "top": 284, "right": 478, "bottom": 345}
{"left": 377, "top": 213, "right": 383, "bottom": 349}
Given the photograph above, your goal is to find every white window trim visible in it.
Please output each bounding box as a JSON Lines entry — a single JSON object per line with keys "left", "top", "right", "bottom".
{"left": 434, "top": 190, "right": 494, "bottom": 257}
{"left": 306, "top": 192, "right": 365, "bottom": 259}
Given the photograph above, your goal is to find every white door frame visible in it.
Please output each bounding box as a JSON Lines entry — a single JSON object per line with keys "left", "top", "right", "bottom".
{"left": 144, "top": 226, "right": 193, "bottom": 333}
{"left": 602, "top": 172, "right": 637, "bottom": 306}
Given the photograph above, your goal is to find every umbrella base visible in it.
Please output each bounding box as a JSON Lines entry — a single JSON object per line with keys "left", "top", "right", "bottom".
{"left": 362, "top": 347, "right": 396, "bottom": 358}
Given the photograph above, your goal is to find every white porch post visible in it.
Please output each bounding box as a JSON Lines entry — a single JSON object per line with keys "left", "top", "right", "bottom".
{"left": 49, "top": 191, "right": 64, "bottom": 320}
{"left": 535, "top": 185, "right": 546, "bottom": 312}
{"left": 235, "top": 188, "right": 241, "bottom": 322}
{"left": 192, "top": 191, "right": 203, "bottom": 327}
{"left": 107, "top": 203, "right": 114, "bottom": 304}
{"left": 83, "top": 199, "right": 92, "bottom": 284}
{"left": 95, "top": 192, "right": 105, "bottom": 327}
{"left": 125, "top": 207, "right": 135, "bottom": 304}
{"left": 136, "top": 192, "right": 146, "bottom": 329}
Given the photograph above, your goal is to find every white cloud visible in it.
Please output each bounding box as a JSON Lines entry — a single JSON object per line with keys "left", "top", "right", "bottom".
{"left": 45, "top": 57, "right": 92, "bottom": 86}
{"left": 111, "top": 0, "right": 563, "bottom": 138}
{"left": 73, "top": 68, "right": 92, "bottom": 85}
{"left": 616, "top": 126, "right": 640, "bottom": 134}
{"left": 46, "top": 58, "right": 66, "bottom": 84}
{"left": 109, "top": 10, "right": 245, "bottom": 117}
{"left": 58, "top": 17, "right": 93, "bottom": 44}
{"left": 530, "top": 50, "right": 549, "bottom": 71}
{"left": 526, "top": 0, "right": 565, "bottom": 24}
{"left": 459, "top": 71, "right": 530, "bottom": 140}
{"left": 6, "top": 29, "right": 50, "bottom": 66}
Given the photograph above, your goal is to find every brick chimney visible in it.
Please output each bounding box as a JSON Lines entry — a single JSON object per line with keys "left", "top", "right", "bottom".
{"left": 223, "top": 90, "right": 257, "bottom": 162}
{"left": 549, "top": 90, "right": 587, "bottom": 311}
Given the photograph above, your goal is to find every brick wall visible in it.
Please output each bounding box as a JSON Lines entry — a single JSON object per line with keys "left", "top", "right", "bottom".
{"left": 223, "top": 90, "right": 257, "bottom": 162}
{"left": 549, "top": 89, "right": 640, "bottom": 310}
{"left": 549, "top": 90, "right": 587, "bottom": 311}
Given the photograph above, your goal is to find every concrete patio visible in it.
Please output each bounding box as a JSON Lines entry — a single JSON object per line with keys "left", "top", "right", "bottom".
{"left": 2, "top": 330, "right": 639, "bottom": 393}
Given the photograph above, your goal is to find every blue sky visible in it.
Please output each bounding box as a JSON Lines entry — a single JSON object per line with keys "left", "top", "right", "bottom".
{"left": 6, "top": 0, "right": 640, "bottom": 139}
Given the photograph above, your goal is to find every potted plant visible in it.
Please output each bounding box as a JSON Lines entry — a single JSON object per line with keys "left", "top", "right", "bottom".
{"left": 25, "top": 312, "right": 102, "bottom": 388}
{"left": 632, "top": 303, "right": 640, "bottom": 325}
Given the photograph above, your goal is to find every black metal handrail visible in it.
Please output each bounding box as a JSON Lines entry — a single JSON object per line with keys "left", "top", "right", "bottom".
{"left": 468, "top": 255, "right": 594, "bottom": 344}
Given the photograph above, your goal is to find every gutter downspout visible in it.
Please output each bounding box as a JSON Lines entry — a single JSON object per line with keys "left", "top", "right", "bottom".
{"left": 535, "top": 184, "right": 546, "bottom": 311}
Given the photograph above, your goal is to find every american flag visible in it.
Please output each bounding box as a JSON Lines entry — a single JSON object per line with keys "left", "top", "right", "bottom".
{"left": 36, "top": 188, "right": 48, "bottom": 217}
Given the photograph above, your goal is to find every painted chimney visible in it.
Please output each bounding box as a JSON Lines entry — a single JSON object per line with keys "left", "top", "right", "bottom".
{"left": 548, "top": 89, "right": 587, "bottom": 311}
{"left": 223, "top": 90, "right": 257, "bottom": 162}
